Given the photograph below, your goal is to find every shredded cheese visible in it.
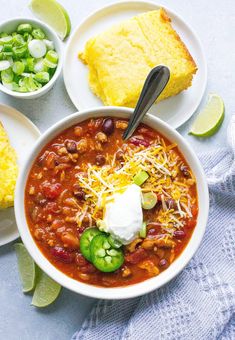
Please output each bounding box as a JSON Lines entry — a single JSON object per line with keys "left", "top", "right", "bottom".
{"left": 75, "top": 139, "right": 196, "bottom": 238}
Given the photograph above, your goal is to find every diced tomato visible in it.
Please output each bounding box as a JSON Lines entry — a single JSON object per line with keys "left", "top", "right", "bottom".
{"left": 41, "top": 181, "right": 62, "bottom": 199}
{"left": 125, "top": 248, "right": 148, "bottom": 265}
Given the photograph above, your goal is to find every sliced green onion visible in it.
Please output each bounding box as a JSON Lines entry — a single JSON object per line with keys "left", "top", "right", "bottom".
{"left": 34, "top": 58, "right": 48, "bottom": 73}
{"left": 24, "top": 33, "right": 33, "bottom": 43}
{"left": 21, "top": 73, "right": 31, "bottom": 78}
{"left": 2, "top": 80, "right": 19, "bottom": 91}
{"left": 0, "top": 52, "right": 13, "bottom": 59}
{"left": 32, "top": 28, "right": 45, "bottom": 40}
{"left": 48, "top": 67, "right": 56, "bottom": 77}
{"left": 0, "top": 36, "right": 13, "bottom": 45}
{"left": 0, "top": 60, "right": 11, "bottom": 71}
{"left": 28, "top": 39, "right": 46, "bottom": 58}
{"left": 25, "top": 75, "right": 41, "bottom": 92}
{"left": 2, "top": 44, "right": 12, "bottom": 53}
{"left": 21, "top": 58, "right": 34, "bottom": 72}
{"left": 142, "top": 192, "right": 158, "bottom": 210}
{"left": 139, "top": 222, "right": 147, "bottom": 238}
{"left": 12, "top": 61, "right": 25, "bottom": 75}
{"left": 17, "top": 23, "right": 32, "bottom": 34}
{"left": 26, "top": 57, "right": 34, "bottom": 72}
{"left": 43, "top": 58, "right": 57, "bottom": 69}
{"left": 13, "top": 44, "right": 28, "bottom": 58}
{"left": 43, "top": 39, "right": 54, "bottom": 50}
{"left": 34, "top": 71, "right": 49, "bottom": 83}
{"left": 1, "top": 68, "right": 14, "bottom": 82}
{"left": 45, "top": 50, "right": 58, "bottom": 64}
{"left": 133, "top": 170, "right": 149, "bottom": 186}
{"left": 13, "top": 34, "right": 25, "bottom": 46}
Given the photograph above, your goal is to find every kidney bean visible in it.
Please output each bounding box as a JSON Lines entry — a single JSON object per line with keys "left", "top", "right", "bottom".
{"left": 41, "top": 181, "right": 62, "bottom": 200}
{"left": 180, "top": 164, "right": 190, "bottom": 177}
{"left": 129, "top": 136, "right": 150, "bottom": 147}
{"left": 50, "top": 246, "right": 75, "bottom": 263}
{"left": 102, "top": 118, "right": 114, "bottom": 135}
{"left": 45, "top": 152, "right": 59, "bottom": 169}
{"left": 95, "top": 154, "right": 106, "bottom": 166}
{"left": 73, "top": 184, "right": 86, "bottom": 200}
{"left": 65, "top": 140, "right": 77, "bottom": 154}
{"left": 116, "top": 150, "right": 124, "bottom": 161}
{"left": 125, "top": 248, "right": 148, "bottom": 265}
{"left": 173, "top": 230, "right": 186, "bottom": 239}
{"left": 159, "top": 259, "right": 168, "bottom": 267}
{"left": 166, "top": 198, "right": 177, "bottom": 210}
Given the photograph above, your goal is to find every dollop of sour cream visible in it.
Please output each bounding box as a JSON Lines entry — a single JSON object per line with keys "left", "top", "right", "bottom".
{"left": 103, "top": 184, "right": 143, "bottom": 245}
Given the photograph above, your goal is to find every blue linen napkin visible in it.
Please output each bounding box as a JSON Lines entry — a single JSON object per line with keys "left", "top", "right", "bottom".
{"left": 73, "top": 115, "right": 235, "bottom": 340}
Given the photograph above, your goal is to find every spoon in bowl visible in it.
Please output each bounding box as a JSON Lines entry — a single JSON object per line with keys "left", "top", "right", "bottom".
{"left": 123, "top": 65, "right": 170, "bottom": 140}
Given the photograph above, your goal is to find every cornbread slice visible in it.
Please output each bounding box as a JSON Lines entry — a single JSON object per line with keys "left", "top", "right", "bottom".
{"left": 79, "top": 8, "right": 197, "bottom": 107}
{"left": 0, "top": 122, "right": 18, "bottom": 209}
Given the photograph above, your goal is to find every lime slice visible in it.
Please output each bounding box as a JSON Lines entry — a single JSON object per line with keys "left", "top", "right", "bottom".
{"left": 29, "top": 0, "right": 71, "bottom": 40}
{"left": 14, "top": 243, "right": 36, "bottom": 293}
{"left": 190, "top": 94, "right": 225, "bottom": 137}
{"left": 32, "top": 269, "right": 61, "bottom": 307}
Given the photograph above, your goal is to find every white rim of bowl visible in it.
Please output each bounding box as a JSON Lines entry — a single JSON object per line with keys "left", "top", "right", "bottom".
{"left": 0, "top": 17, "right": 63, "bottom": 98}
{"left": 63, "top": 0, "right": 207, "bottom": 129}
{"left": 15, "top": 106, "right": 209, "bottom": 299}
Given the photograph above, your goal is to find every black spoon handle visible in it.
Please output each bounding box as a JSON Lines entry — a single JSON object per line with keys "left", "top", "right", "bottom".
{"left": 123, "top": 65, "right": 170, "bottom": 140}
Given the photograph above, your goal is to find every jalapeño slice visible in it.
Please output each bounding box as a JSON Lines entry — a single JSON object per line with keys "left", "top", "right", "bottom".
{"left": 90, "top": 234, "right": 124, "bottom": 272}
{"left": 80, "top": 227, "right": 102, "bottom": 261}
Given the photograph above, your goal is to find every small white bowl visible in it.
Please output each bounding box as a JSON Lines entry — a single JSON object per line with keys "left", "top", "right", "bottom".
{"left": 0, "top": 17, "right": 62, "bottom": 99}
{"left": 15, "top": 107, "right": 209, "bottom": 299}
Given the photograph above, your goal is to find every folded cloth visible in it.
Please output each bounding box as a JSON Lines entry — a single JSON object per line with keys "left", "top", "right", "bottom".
{"left": 72, "top": 115, "right": 235, "bottom": 340}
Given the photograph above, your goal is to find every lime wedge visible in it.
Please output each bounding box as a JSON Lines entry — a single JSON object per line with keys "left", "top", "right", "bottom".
{"left": 29, "top": 0, "right": 71, "bottom": 40}
{"left": 32, "top": 269, "right": 61, "bottom": 307}
{"left": 14, "top": 243, "right": 36, "bottom": 293}
{"left": 190, "top": 94, "right": 225, "bottom": 137}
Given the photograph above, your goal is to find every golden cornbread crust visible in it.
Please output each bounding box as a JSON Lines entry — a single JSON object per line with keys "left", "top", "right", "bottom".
{"left": 79, "top": 8, "right": 197, "bottom": 107}
{"left": 0, "top": 122, "right": 18, "bottom": 209}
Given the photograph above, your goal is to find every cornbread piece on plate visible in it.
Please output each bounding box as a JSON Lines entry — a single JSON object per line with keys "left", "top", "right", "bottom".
{"left": 79, "top": 8, "right": 197, "bottom": 108}
{"left": 0, "top": 122, "right": 18, "bottom": 209}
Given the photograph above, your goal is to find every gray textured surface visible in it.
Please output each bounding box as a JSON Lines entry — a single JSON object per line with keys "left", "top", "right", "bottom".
{"left": 0, "top": 0, "right": 233, "bottom": 339}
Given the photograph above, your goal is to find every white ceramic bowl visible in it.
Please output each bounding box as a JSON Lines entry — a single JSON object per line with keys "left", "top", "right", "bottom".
{"left": 15, "top": 107, "right": 209, "bottom": 299}
{"left": 0, "top": 17, "right": 62, "bottom": 99}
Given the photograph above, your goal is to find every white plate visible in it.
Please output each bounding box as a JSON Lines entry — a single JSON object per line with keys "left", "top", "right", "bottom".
{"left": 64, "top": 0, "right": 207, "bottom": 129}
{"left": 0, "top": 104, "right": 40, "bottom": 246}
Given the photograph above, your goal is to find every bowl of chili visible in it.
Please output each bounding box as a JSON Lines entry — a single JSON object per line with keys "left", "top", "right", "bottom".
{"left": 15, "top": 106, "right": 209, "bottom": 299}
